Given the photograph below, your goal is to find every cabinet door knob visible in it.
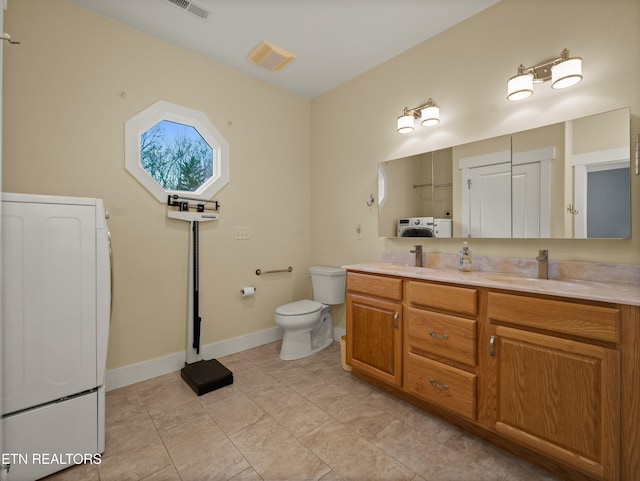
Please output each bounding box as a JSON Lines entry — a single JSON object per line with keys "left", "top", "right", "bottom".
{"left": 489, "top": 335, "right": 496, "bottom": 358}
{"left": 393, "top": 312, "right": 399, "bottom": 329}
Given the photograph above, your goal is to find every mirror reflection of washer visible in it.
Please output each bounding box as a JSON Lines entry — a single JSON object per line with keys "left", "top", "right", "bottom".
{"left": 398, "top": 217, "right": 452, "bottom": 237}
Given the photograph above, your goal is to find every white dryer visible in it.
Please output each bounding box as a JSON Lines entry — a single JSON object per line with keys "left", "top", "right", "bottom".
{"left": 2, "top": 193, "right": 111, "bottom": 480}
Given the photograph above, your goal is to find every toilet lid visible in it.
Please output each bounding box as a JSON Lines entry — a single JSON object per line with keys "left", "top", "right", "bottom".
{"left": 276, "top": 300, "right": 323, "bottom": 316}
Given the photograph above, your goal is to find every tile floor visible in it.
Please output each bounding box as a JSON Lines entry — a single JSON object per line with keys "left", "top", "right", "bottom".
{"left": 45, "top": 341, "right": 562, "bottom": 481}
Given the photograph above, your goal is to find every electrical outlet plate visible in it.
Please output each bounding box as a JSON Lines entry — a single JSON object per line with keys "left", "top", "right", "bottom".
{"left": 234, "top": 227, "right": 250, "bottom": 240}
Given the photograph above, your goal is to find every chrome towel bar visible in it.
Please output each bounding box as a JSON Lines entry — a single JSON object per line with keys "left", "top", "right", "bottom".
{"left": 256, "top": 266, "right": 293, "bottom": 276}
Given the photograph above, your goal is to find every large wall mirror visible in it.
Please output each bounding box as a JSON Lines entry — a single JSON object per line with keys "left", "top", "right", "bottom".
{"left": 379, "top": 107, "right": 631, "bottom": 239}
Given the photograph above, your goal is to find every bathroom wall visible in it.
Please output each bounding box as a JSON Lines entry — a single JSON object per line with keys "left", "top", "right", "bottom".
{"left": 3, "top": 0, "right": 639, "bottom": 375}
{"left": 2, "top": 0, "right": 313, "bottom": 371}
{"left": 310, "top": 0, "right": 640, "bottom": 330}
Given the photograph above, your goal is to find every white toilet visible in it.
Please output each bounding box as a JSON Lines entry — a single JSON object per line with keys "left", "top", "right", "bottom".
{"left": 275, "top": 266, "right": 346, "bottom": 360}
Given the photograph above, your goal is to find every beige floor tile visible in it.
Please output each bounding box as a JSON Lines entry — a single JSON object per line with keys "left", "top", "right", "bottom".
{"left": 200, "top": 386, "right": 268, "bottom": 434}
{"left": 98, "top": 441, "right": 172, "bottom": 481}
{"left": 326, "top": 373, "right": 376, "bottom": 398}
{"left": 301, "top": 420, "right": 415, "bottom": 481}
{"left": 370, "top": 419, "right": 456, "bottom": 475}
{"left": 161, "top": 416, "right": 250, "bottom": 480}
{"left": 269, "top": 395, "right": 332, "bottom": 438}
{"left": 134, "top": 371, "right": 181, "bottom": 392}
{"left": 105, "top": 384, "right": 147, "bottom": 425}
{"left": 137, "top": 375, "right": 198, "bottom": 417}
{"left": 150, "top": 397, "right": 210, "bottom": 433}
{"left": 331, "top": 398, "right": 396, "bottom": 439}
{"left": 272, "top": 366, "right": 329, "bottom": 397}
{"left": 159, "top": 415, "right": 227, "bottom": 463}
{"left": 234, "top": 366, "right": 279, "bottom": 395}
{"left": 218, "top": 352, "right": 257, "bottom": 373}
{"left": 41, "top": 462, "right": 100, "bottom": 481}
{"left": 100, "top": 342, "right": 564, "bottom": 481}
{"left": 229, "top": 466, "right": 264, "bottom": 480}
{"left": 305, "top": 383, "right": 357, "bottom": 415}
{"left": 318, "top": 470, "right": 344, "bottom": 481}
{"left": 105, "top": 411, "right": 160, "bottom": 456}
{"left": 139, "top": 465, "right": 182, "bottom": 481}
{"left": 464, "top": 437, "right": 558, "bottom": 481}
{"left": 249, "top": 381, "right": 305, "bottom": 415}
{"left": 230, "top": 416, "right": 330, "bottom": 481}
{"left": 240, "top": 342, "right": 283, "bottom": 365}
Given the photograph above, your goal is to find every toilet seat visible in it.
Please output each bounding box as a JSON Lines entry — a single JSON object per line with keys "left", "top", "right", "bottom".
{"left": 275, "top": 299, "right": 322, "bottom": 316}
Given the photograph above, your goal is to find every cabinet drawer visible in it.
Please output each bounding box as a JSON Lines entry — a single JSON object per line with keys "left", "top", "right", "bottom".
{"left": 488, "top": 292, "right": 620, "bottom": 344}
{"left": 407, "top": 281, "right": 477, "bottom": 316}
{"left": 405, "top": 353, "right": 476, "bottom": 420}
{"left": 407, "top": 307, "right": 477, "bottom": 366}
{"left": 347, "top": 272, "right": 402, "bottom": 301}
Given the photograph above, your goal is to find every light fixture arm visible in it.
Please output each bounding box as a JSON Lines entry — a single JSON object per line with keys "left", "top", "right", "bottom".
{"left": 404, "top": 98, "right": 436, "bottom": 118}
{"left": 518, "top": 48, "right": 573, "bottom": 84}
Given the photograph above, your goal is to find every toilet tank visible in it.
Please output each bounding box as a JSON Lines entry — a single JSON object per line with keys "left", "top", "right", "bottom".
{"left": 309, "top": 266, "right": 346, "bottom": 305}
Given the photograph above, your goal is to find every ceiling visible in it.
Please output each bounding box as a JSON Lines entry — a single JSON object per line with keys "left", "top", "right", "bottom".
{"left": 67, "top": 0, "right": 500, "bottom": 99}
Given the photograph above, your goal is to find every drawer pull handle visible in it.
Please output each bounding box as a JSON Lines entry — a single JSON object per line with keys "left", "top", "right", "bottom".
{"left": 489, "top": 335, "right": 496, "bottom": 358}
{"left": 429, "top": 379, "right": 449, "bottom": 391}
{"left": 429, "top": 330, "right": 449, "bottom": 340}
{"left": 393, "top": 312, "right": 399, "bottom": 329}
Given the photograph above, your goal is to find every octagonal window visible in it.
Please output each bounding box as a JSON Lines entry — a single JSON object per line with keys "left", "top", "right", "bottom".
{"left": 141, "top": 120, "right": 214, "bottom": 192}
{"left": 125, "top": 101, "right": 229, "bottom": 202}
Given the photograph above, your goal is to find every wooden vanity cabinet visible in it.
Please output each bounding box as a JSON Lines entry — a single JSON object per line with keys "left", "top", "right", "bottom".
{"left": 404, "top": 281, "right": 479, "bottom": 420}
{"left": 346, "top": 272, "right": 403, "bottom": 386}
{"left": 487, "top": 292, "right": 621, "bottom": 481}
{"left": 345, "top": 269, "right": 639, "bottom": 481}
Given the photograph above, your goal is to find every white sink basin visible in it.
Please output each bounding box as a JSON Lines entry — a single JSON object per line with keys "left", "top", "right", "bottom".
{"left": 479, "top": 273, "right": 610, "bottom": 292}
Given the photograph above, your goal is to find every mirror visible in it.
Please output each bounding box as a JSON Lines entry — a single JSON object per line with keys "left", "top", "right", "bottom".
{"left": 378, "top": 148, "right": 453, "bottom": 237}
{"left": 380, "top": 107, "right": 631, "bottom": 239}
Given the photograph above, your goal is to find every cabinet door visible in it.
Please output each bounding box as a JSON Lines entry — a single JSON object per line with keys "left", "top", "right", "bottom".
{"left": 492, "top": 326, "right": 619, "bottom": 481}
{"left": 346, "top": 293, "right": 402, "bottom": 387}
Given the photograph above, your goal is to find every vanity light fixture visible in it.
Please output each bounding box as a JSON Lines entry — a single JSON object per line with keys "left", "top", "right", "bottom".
{"left": 507, "top": 48, "right": 583, "bottom": 101}
{"left": 397, "top": 98, "right": 440, "bottom": 133}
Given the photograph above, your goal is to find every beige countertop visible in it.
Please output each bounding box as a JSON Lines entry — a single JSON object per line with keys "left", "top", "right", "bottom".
{"left": 343, "top": 262, "right": 640, "bottom": 306}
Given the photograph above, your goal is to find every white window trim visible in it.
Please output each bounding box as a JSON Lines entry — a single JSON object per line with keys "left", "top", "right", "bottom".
{"left": 125, "top": 100, "right": 229, "bottom": 202}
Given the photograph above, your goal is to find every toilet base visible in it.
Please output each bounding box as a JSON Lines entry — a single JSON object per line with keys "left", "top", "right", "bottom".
{"left": 279, "top": 331, "right": 333, "bottom": 361}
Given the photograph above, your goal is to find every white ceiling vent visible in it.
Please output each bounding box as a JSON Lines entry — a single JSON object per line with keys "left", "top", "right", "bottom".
{"left": 167, "top": 0, "right": 211, "bottom": 21}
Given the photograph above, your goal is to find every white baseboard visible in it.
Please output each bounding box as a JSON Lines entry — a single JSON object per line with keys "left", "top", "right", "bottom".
{"left": 105, "top": 326, "right": 284, "bottom": 391}
{"left": 106, "top": 326, "right": 348, "bottom": 392}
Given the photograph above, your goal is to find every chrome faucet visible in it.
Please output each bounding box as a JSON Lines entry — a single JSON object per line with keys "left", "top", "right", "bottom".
{"left": 410, "top": 245, "right": 423, "bottom": 268}
{"left": 536, "top": 249, "right": 549, "bottom": 279}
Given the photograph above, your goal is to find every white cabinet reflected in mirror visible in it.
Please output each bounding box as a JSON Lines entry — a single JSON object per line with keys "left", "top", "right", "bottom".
{"left": 379, "top": 107, "right": 631, "bottom": 239}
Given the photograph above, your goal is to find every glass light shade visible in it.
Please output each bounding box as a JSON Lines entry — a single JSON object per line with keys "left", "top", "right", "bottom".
{"left": 551, "top": 57, "right": 582, "bottom": 89}
{"left": 507, "top": 72, "right": 534, "bottom": 101}
{"left": 420, "top": 105, "right": 440, "bottom": 127}
{"left": 397, "top": 114, "right": 415, "bottom": 133}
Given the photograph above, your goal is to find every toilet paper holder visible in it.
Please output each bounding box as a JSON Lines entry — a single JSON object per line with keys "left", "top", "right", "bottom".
{"left": 240, "top": 286, "right": 256, "bottom": 297}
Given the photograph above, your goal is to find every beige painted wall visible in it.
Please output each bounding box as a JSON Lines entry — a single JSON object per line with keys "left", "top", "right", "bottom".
{"left": 3, "top": 0, "right": 313, "bottom": 370}
{"left": 310, "top": 0, "right": 640, "bottom": 331}
{"left": 3, "top": 0, "right": 639, "bottom": 372}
